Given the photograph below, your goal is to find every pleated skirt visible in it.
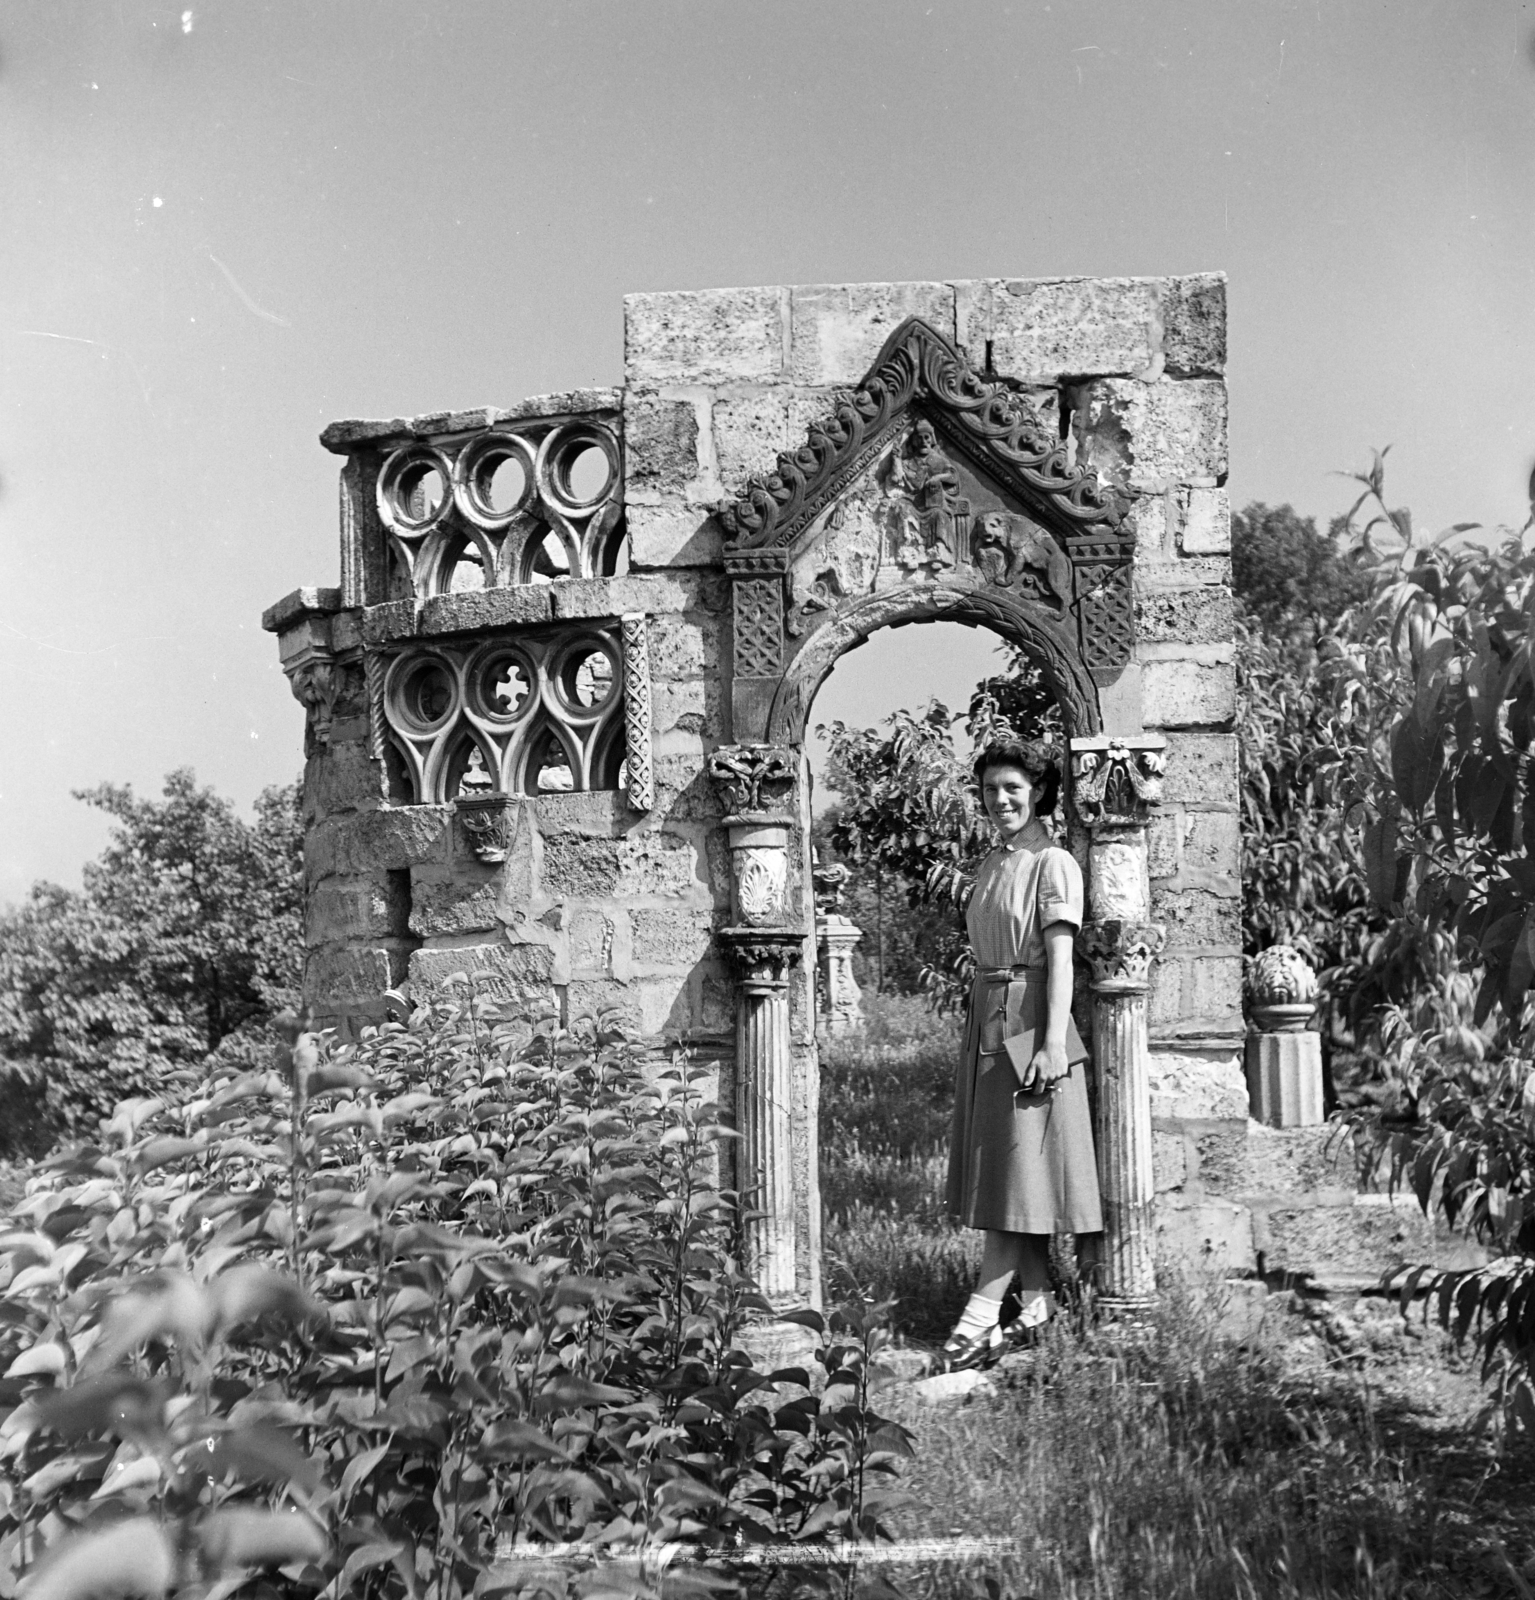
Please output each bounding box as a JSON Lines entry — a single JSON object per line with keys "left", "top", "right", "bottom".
{"left": 944, "top": 970, "right": 1104, "bottom": 1235}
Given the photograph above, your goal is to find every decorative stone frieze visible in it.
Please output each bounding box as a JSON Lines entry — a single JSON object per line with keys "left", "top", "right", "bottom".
{"left": 1070, "top": 736, "right": 1168, "bottom": 829}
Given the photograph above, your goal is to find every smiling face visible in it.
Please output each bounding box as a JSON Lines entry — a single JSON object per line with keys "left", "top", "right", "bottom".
{"left": 980, "top": 762, "right": 1037, "bottom": 840}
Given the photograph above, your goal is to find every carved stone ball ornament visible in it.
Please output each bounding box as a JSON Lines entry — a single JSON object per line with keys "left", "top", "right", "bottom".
{"left": 1080, "top": 919, "right": 1167, "bottom": 995}
{"left": 1070, "top": 737, "right": 1168, "bottom": 829}
{"left": 1245, "top": 945, "right": 1320, "bottom": 1032}
{"left": 812, "top": 860, "right": 852, "bottom": 914}
{"left": 455, "top": 792, "right": 514, "bottom": 865}
{"left": 706, "top": 744, "right": 797, "bottom": 819}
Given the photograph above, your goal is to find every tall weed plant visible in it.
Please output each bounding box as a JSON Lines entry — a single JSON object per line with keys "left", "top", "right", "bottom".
{"left": 819, "top": 998, "right": 979, "bottom": 1343}
{"left": 0, "top": 983, "right": 911, "bottom": 1599}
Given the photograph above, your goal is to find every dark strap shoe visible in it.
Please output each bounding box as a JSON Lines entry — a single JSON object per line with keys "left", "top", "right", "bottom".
{"left": 938, "top": 1321, "right": 1003, "bottom": 1373}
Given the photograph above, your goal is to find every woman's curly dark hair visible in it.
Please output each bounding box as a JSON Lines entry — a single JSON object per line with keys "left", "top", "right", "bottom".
{"left": 972, "top": 738, "right": 1061, "bottom": 816}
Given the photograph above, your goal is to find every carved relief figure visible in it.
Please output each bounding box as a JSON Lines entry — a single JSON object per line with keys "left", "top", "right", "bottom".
{"left": 886, "top": 419, "right": 969, "bottom": 575}
{"left": 972, "top": 511, "right": 1072, "bottom": 611}
{"left": 786, "top": 497, "right": 884, "bottom": 636}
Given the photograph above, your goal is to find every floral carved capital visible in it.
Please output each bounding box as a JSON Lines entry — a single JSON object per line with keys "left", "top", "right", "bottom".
{"left": 719, "top": 928, "right": 802, "bottom": 990}
{"left": 455, "top": 792, "right": 513, "bottom": 865}
{"left": 1069, "top": 736, "right": 1167, "bottom": 828}
{"left": 707, "top": 744, "right": 797, "bottom": 819}
{"left": 287, "top": 658, "right": 342, "bottom": 748}
{"left": 1080, "top": 919, "right": 1166, "bottom": 994}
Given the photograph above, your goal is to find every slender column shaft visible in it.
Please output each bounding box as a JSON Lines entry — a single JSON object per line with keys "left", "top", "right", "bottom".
{"left": 1092, "top": 985, "right": 1157, "bottom": 1307}
{"left": 736, "top": 975, "right": 797, "bottom": 1303}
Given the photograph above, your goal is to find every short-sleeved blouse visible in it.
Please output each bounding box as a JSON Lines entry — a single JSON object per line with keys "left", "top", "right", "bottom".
{"left": 965, "top": 818, "right": 1084, "bottom": 969}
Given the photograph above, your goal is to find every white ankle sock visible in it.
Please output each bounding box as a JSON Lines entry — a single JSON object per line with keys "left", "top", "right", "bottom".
{"left": 1014, "top": 1290, "right": 1057, "bottom": 1329}
{"left": 951, "top": 1290, "right": 1004, "bottom": 1342}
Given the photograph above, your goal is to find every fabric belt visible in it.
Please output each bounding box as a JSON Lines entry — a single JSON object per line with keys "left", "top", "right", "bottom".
{"left": 977, "top": 964, "right": 1045, "bottom": 982}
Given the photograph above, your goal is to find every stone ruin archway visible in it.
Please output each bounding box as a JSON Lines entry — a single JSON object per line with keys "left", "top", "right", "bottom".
{"left": 267, "top": 276, "right": 1260, "bottom": 1327}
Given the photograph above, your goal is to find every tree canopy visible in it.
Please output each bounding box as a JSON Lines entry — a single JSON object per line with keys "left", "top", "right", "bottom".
{"left": 0, "top": 769, "right": 302, "bottom": 1146}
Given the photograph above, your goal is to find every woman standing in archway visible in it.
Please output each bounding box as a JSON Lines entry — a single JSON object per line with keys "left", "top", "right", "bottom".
{"left": 941, "top": 737, "right": 1102, "bottom": 1370}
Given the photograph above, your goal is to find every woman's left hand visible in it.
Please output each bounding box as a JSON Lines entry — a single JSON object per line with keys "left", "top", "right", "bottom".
{"left": 1021, "top": 1040, "right": 1070, "bottom": 1096}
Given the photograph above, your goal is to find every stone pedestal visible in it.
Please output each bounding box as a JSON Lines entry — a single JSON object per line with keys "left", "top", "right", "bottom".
{"left": 815, "top": 914, "right": 864, "bottom": 1035}
{"left": 1244, "top": 946, "right": 1325, "bottom": 1128}
{"left": 1245, "top": 1032, "right": 1325, "bottom": 1127}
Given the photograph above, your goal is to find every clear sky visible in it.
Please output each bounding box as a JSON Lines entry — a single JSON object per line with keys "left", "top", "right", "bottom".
{"left": 3, "top": 0, "right": 1533, "bottom": 901}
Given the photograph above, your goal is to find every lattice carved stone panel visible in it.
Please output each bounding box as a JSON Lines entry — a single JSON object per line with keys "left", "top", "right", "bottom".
{"left": 733, "top": 578, "right": 785, "bottom": 677}
{"left": 380, "top": 624, "right": 629, "bottom": 803}
{"left": 1067, "top": 535, "right": 1136, "bottom": 687}
{"left": 374, "top": 417, "right": 623, "bottom": 599}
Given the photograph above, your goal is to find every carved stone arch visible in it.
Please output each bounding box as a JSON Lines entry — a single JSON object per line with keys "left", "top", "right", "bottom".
{"left": 717, "top": 315, "right": 1134, "bottom": 746}
{"left": 765, "top": 580, "right": 1101, "bottom": 747}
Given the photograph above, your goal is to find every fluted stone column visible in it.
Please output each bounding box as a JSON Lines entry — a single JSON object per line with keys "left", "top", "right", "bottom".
{"left": 1071, "top": 736, "right": 1169, "bottom": 1313}
{"left": 707, "top": 744, "right": 802, "bottom": 1306}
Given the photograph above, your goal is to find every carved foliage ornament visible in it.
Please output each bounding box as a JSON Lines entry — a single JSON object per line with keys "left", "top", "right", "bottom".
{"left": 719, "top": 928, "right": 801, "bottom": 988}
{"left": 1071, "top": 738, "right": 1167, "bottom": 827}
{"left": 717, "top": 317, "right": 1127, "bottom": 554}
{"left": 707, "top": 744, "right": 797, "bottom": 818}
{"left": 1080, "top": 919, "right": 1167, "bottom": 994}
{"left": 456, "top": 792, "right": 513, "bottom": 864}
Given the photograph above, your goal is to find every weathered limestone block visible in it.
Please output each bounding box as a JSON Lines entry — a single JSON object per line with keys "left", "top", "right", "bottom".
{"left": 548, "top": 571, "right": 722, "bottom": 619}
{"left": 406, "top": 872, "right": 502, "bottom": 939}
{"left": 1188, "top": 956, "right": 1243, "bottom": 1028}
{"left": 306, "top": 946, "right": 395, "bottom": 1003}
{"left": 1135, "top": 584, "right": 1234, "bottom": 645}
{"left": 625, "top": 287, "right": 788, "bottom": 385}
{"left": 305, "top": 742, "right": 380, "bottom": 819}
{"left": 530, "top": 791, "right": 629, "bottom": 840}
{"left": 789, "top": 281, "right": 956, "bottom": 384}
{"left": 1155, "top": 1197, "right": 1255, "bottom": 1272}
{"left": 979, "top": 276, "right": 1160, "bottom": 380}
{"left": 409, "top": 941, "right": 557, "bottom": 1003}
{"left": 567, "top": 907, "right": 630, "bottom": 981}
{"left": 1142, "top": 658, "right": 1237, "bottom": 728}
{"left": 1159, "top": 733, "right": 1238, "bottom": 805}
{"left": 1152, "top": 1129, "right": 1188, "bottom": 1192}
{"left": 631, "top": 906, "right": 716, "bottom": 969}
{"left": 646, "top": 613, "right": 720, "bottom": 680}
{"left": 1149, "top": 1050, "right": 1249, "bottom": 1121}
{"left": 1239, "top": 1124, "right": 1357, "bottom": 1199}
{"left": 307, "top": 878, "right": 399, "bottom": 944}
{"left": 1083, "top": 378, "right": 1228, "bottom": 491}
{"left": 1256, "top": 1194, "right": 1435, "bottom": 1279}
{"left": 417, "top": 587, "right": 553, "bottom": 639}
{"left": 711, "top": 391, "right": 790, "bottom": 491}
{"left": 1152, "top": 887, "right": 1241, "bottom": 949}
{"left": 1181, "top": 486, "right": 1230, "bottom": 553}
{"left": 1161, "top": 274, "right": 1226, "bottom": 376}
{"left": 650, "top": 678, "right": 721, "bottom": 760}
{"left": 622, "top": 394, "right": 703, "bottom": 497}
{"left": 625, "top": 502, "right": 721, "bottom": 569}
{"left": 1190, "top": 1124, "right": 1254, "bottom": 1196}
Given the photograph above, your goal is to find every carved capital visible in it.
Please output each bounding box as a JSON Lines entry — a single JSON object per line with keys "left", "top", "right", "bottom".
{"left": 708, "top": 744, "right": 797, "bottom": 819}
{"left": 288, "top": 658, "right": 342, "bottom": 748}
{"left": 1080, "top": 919, "right": 1166, "bottom": 994}
{"left": 1070, "top": 736, "right": 1168, "bottom": 828}
{"left": 719, "top": 927, "right": 802, "bottom": 990}
{"left": 455, "top": 791, "right": 514, "bottom": 864}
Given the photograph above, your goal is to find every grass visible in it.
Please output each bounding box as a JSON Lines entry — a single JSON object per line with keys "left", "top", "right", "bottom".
{"left": 818, "top": 994, "right": 1535, "bottom": 1599}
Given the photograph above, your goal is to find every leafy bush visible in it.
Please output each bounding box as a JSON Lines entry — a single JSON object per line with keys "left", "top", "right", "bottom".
{"left": 0, "top": 771, "right": 302, "bottom": 1149}
{"left": 0, "top": 984, "right": 912, "bottom": 1598}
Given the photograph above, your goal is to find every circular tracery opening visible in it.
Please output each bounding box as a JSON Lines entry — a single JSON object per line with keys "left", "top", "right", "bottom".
{"left": 556, "top": 642, "right": 616, "bottom": 714}
{"left": 541, "top": 426, "right": 617, "bottom": 513}
{"left": 391, "top": 655, "right": 458, "bottom": 733}
{"left": 473, "top": 651, "right": 533, "bottom": 722}
{"left": 378, "top": 446, "right": 452, "bottom": 532}
{"left": 458, "top": 433, "right": 535, "bottom": 526}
